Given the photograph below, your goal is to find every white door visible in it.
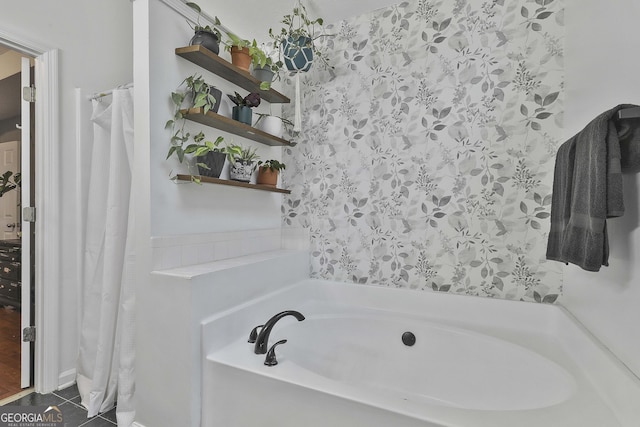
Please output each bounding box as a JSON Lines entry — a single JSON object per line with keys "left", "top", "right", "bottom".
{"left": 0, "top": 141, "right": 20, "bottom": 239}
{"left": 20, "top": 56, "right": 33, "bottom": 388}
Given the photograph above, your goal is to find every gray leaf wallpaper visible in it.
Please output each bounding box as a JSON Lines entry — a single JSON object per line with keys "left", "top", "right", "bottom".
{"left": 281, "top": 0, "right": 564, "bottom": 303}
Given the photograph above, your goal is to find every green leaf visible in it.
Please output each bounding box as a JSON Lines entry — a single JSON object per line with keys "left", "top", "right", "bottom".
{"left": 520, "top": 104, "right": 528, "bottom": 116}
{"left": 171, "top": 92, "right": 185, "bottom": 105}
{"left": 521, "top": 6, "right": 529, "bottom": 17}
{"left": 186, "top": 2, "right": 201, "bottom": 13}
{"left": 536, "top": 11, "right": 553, "bottom": 19}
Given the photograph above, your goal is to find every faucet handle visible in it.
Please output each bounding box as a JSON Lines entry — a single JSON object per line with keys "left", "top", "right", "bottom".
{"left": 248, "top": 325, "right": 264, "bottom": 343}
{"left": 264, "top": 339, "right": 287, "bottom": 366}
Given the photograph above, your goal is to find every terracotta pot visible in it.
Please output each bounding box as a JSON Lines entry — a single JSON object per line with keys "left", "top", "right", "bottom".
{"left": 230, "top": 46, "right": 251, "bottom": 71}
{"left": 257, "top": 167, "right": 279, "bottom": 187}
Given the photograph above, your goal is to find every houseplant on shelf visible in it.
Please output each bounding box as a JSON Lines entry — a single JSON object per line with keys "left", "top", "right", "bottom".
{"left": 186, "top": 2, "right": 222, "bottom": 54}
{"left": 251, "top": 44, "right": 283, "bottom": 90}
{"left": 254, "top": 112, "right": 294, "bottom": 138}
{"left": 256, "top": 159, "right": 285, "bottom": 187}
{"left": 222, "top": 35, "right": 268, "bottom": 73}
{"left": 166, "top": 74, "right": 226, "bottom": 181}
{"left": 227, "top": 91, "right": 261, "bottom": 125}
{"left": 229, "top": 145, "right": 260, "bottom": 182}
{"left": 268, "top": 0, "right": 331, "bottom": 72}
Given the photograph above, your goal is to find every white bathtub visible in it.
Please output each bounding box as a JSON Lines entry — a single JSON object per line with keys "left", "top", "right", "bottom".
{"left": 201, "top": 279, "right": 640, "bottom": 427}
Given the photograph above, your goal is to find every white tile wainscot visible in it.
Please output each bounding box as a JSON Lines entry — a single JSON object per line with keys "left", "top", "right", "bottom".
{"left": 138, "top": 247, "right": 309, "bottom": 427}
{"left": 150, "top": 227, "right": 309, "bottom": 270}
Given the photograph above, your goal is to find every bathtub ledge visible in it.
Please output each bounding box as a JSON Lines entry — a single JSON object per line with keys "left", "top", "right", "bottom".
{"left": 150, "top": 249, "right": 306, "bottom": 280}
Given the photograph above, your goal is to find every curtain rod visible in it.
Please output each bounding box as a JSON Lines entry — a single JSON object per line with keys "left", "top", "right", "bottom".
{"left": 89, "top": 82, "right": 133, "bottom": 101}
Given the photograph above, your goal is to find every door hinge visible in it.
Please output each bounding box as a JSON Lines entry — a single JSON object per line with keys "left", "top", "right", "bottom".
{"left": 22, "top": 85, "right": 36, "bottom": 103}
{"left": 23, "top": 207, "right": 36, "bottom": 223}
{"left": 23, "top": 326, "right": 36, "bottom": 342}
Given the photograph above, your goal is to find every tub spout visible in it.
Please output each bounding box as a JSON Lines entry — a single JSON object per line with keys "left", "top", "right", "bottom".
{"left": 254, "top": 310, "right": 305, "bottom": 354}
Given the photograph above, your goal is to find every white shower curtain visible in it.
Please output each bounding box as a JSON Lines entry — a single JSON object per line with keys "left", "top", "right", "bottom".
{"left": 77, "top": 86, "right": 136, "bottom": 426}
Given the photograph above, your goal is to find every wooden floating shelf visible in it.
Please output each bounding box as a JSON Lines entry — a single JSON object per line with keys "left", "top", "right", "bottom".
{"left": 176, "top": 174, "right": 291, "bottom": 194}
{"left": 175, "top": 45, "right": 290, "bottom": 104}
{"left": 181, "top": 108, "right": 292, "bottom": 147}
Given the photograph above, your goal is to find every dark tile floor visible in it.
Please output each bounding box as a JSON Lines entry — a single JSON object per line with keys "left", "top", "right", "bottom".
{"left": 3, "top": 383, "right": 117, "bottom": 426}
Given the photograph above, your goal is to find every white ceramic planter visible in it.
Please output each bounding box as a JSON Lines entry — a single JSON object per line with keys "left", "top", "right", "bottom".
{"left": 255, "top": 115, "right": 283, "bottom": 138}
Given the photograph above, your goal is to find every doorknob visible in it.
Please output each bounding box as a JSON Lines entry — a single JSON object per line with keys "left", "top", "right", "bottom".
{"left": 6, "top": 223, "right": 15, "bottom": 229}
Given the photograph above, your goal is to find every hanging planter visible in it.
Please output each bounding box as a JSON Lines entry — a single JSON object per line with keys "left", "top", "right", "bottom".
{"left": 282, "top": 36, "right": 313, "bottom": 72}
{"left": 268, "top": 0, "right": 331, "bottom": 74}
{"left": 268, "top": 0, "right": 332, "bottom": 132}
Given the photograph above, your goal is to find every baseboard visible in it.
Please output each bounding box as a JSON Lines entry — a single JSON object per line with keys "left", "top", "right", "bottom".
{"left": 58, "top": 368, "right": 76, "bottom": 390}
{"left": 132, "top": 422, "right": 147, "bottom": 427}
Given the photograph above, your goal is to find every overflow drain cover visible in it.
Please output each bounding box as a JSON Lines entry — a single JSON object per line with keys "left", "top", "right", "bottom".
{"left": 402, "top": 331, "right": 416, "bottom": 346}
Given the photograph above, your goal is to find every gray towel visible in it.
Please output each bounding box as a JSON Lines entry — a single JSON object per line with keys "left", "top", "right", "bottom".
{"left": 546, "top": 104, "right": 640, "bottom": 271}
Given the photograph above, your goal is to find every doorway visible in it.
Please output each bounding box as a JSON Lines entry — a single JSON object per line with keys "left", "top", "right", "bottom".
{"left": 0, "top": 44, "right": 34, "bottom": 401}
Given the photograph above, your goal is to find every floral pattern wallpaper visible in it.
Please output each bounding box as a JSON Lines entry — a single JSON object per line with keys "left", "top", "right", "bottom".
{"left": 281, "top": 0, "right": 565, "bottom": 303}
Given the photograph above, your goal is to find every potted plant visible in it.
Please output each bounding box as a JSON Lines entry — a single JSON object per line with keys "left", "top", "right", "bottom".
{"left": 166, "top": 74, "right": 225, "bottom": 180}
{"left": 186, "top": 2, "right": 222, "bottom": 54}
{"left": 256, "top": 159, "right": 286, "bottom": 187}
{"left": 222, "top": 35, "right": 267, "bottom": 72}
{"left": 227, "top": 91, "right": 261, "bottom": 125}
{"left": 254, "top": 112, "right": 294, "bottom": 138}
{"left": 229, "top": 145, "right": 260, "bottom": 182}
{"left": 268, "top": 0, "right": 330, "bottom": 72}
{"left": 251, "top": 44, "right": 283, "bottom": 90}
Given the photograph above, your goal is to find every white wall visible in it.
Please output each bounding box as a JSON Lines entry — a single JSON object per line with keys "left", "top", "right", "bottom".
{"left": 147, "top": 0, "right": 284, "bottom": 236}
{"left": 0, "top": 50, "right": 22, "bottom": 79}
{"left": 563, "top": 0, "right": 640, "bottom": 378}
{"left": 0, "top": 1, "right": 133, "bottom": 388}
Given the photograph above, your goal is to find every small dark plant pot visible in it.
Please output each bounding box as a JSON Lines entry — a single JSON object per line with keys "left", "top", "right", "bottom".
{"left": 190, "top": 30, "right": 220, "bottom": 55}
{"left": 196, "top": 151, "right": 226, "bottom": 178}
{"left": 252, "top": 65, "right": 275, "bottom": 84}
{"left": 229, "top": 159, "right": 255, "bottom": 182}
{"left": 232, "top": 106, "right": 252, "bottom": 125}
{"left": 283, "top": 36, "right": 313, "bottom": 72}
{"left": 209, "top": 87, "right": 222, "bottom": 113}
